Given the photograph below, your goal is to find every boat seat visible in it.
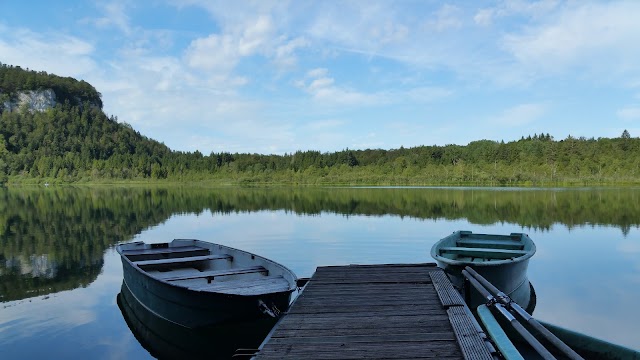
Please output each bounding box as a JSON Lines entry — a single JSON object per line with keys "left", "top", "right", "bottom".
{"left": 122, "top": 246, "right": 210, "bottom": 261}
{"left": 159, "top": 266, "right": 268, "bottom": 281}
{"left": 188, "top": 276, "right": 291, "bottom": 295}
{"left": 456, "top": 239, "right": 523, "bottom": 250}
{"left": 439, "top": 246, "right": 528, "bottom": 259}
{"left": 134, "top": 254, "right": 233, "bottom": 267}
{"left": 122, "top": 245, "right": 207, "bottom": 256}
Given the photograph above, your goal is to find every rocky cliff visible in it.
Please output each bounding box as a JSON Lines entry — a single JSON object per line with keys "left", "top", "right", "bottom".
{"left": 1, "top": 88, "right": 58, "bottom": 112}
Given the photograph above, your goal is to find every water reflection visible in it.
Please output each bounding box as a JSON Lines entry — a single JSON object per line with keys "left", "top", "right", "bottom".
{"left": 117, "top": 281, "right": 276, "bottom": 359}
{"left": 1, "top": 186, "right": 639, "bottom": 302}
{"left": 1, "top": 186, "right": 639, "bottom": 357}
{"left": 0, "top": 186, "right": 165, "bottom": 302}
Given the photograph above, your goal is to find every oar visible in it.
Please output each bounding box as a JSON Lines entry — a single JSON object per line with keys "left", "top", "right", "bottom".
{"left": 464, "top": 266, "right": 584, "bottom": 360}
{"left": 462, "top": 269, "right": 557, "bottom": 360}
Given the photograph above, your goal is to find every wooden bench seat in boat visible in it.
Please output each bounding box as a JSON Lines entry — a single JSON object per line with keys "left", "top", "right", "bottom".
{"left": 439, "top": 246, "right": 528, "bottom": 259}
{"left": 456, "top": 238, "right": 523, "bottom": 250}
{"left": 134, "top": 254, "right": 232, "bottom": 267}
{"left": 122, "top": 245, "right": 210, "bottom": 261}
{"left": 158, "top": 265, "right": 268, "bottom": 281}
{"left": 188, "top": 276, "right": 291, "bottom": 295}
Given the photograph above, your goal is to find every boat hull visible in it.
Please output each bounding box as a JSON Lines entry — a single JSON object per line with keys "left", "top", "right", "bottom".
{"left": 539, "top": 321, "right": 640, "bottom": 360}
{"left": 431, "top": 231, "right": 536, "bottom": 313}
{"left": 117, "top": 239, "right": 296, "bottom": 328}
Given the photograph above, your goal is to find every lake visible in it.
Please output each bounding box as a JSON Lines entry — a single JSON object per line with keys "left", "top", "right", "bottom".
{"left": 1, "top": 186, "right": 639, "bottom": 358}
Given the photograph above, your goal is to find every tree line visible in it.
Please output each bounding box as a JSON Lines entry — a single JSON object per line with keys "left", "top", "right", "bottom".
{"left": 1, "top": 101, "right": 638, "bottom": 186}
{"left": 0, "top": 64, "right": 639, "bottom": 186}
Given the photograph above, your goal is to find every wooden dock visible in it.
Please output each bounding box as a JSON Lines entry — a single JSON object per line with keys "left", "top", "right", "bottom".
{"left": 253, "top": 263, "right": 494, "bottom": 359}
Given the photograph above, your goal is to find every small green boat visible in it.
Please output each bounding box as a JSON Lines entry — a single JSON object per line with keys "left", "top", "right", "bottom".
{"left": 431, "top": 230, "right": 537, "bottom": 313}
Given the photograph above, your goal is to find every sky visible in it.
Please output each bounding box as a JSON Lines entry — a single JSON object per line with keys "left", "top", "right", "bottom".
{"left": 1, "top": 1, "right": 640, "bottom": 155}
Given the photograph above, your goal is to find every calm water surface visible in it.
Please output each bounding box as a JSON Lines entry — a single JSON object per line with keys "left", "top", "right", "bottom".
{"left": 1, "top": 186, "right": 639, "bottom": 359}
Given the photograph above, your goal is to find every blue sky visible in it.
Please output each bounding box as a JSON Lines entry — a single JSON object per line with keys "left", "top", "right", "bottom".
{"left": 1, "top": 1, "right": 639, "bottom": 154}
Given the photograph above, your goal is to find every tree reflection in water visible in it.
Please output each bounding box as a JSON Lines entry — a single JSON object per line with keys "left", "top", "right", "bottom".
{"left": 1, "top": 186, "right": 638, "bottom": 302}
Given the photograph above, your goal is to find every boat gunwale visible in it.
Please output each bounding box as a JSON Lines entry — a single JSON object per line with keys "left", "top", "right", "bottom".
{"left": 431, "top": 231, "right": 536, "bottom": 267}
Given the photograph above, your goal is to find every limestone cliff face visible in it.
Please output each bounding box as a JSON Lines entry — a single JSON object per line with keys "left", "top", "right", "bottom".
{"left": 1, "top": 88, "right": 57, "bottom": 112}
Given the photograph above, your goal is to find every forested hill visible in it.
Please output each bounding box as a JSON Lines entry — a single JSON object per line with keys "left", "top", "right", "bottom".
{"left": 0, "top": 63, "right": 102, "bottom": 108}
{"left": 0, "top": 64, "right": 171, "bottom": 183}
{"left": 0, "top": 65, "right": 639, "bottom": 186}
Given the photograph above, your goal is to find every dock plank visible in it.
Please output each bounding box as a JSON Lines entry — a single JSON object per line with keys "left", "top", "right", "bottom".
{"left": 431, "top": 270, "right": 466, "bottom": 307}
{"left": 254, "top": 264, "right": 494, "bottom": 360}
{"left": 265, "top": 332, "right": 457, "bottom": 344}
{"left": 448, "top": 306, "right": 494, "bottom": 360}
{"left": 274, "top": 313, "right": 450, "bottom": 328}
{"left": 257, "top": 342, "right": 462, "bottom": 359}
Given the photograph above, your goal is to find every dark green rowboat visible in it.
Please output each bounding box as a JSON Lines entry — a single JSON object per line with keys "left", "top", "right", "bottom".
{"left": 433, "top": 231, "right": 640, "bottom": 359}
{"left": 431, "top": 230, "right": 537, "bottom": 313}
{"left": 116, "top": 239, "right": 297, "bottom": 328}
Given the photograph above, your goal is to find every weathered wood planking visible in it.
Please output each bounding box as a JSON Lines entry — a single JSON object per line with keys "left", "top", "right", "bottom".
{"left": 121, "top": 245, "right": 207, "bottom": 256}
{"left": 158, "top": 265, "right": 267, "bottom": 281}
{"left": 430, "top": 269, "right": 466, "bottom": 307}
{"left": 253, "top": 263, "right": 494, "bottom": 360}
{"left": 134, "top": 253, "right": 232, "bottom": 266}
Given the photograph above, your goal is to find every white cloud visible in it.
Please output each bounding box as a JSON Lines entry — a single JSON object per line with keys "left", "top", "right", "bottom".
{"left": 185, "top": 34, "right": 239, "bottom": 71}
{"left": 296, "top": 68, "right": 450, "bottom": 107}
{"left": 297, "top": 69, "right": 384, "bottom": 106}
{"left": 307, "top": 77, "right": 335, "bottom": 92}
{"left": 370, "top": 21, "right": 409, "bottom": 45}
{"left": 474, "top": 8, "right": 494, "bottom": 26}
{"left": 237, "top": 15, "right": 274, "bottom": 56}
{"left": 305, "top": 119, "right": 343, "bottom": 131}
{"left": 406, "top": 87, "right": 452, "bottom": 103}
{"left": 0, "top": 26, "right": 97, "bottom": 78}
{"left": 170, "top": 0, "right": 288, "bottom": 31}
{"left": 300, "top": 3, "right": 514, "bottom": 87}
{"left": 274, "top": 36, "right": 308, "bottom": 68}
{"left": 314, "top": 86, "right": 381, "bottom": 106}
{"left": 475, "top": 0, "right": 560, "bottom": 26}
{"left": 306, "top": 68, "right": 328, "bottom": 78}
{"left": 503, "top": 2, "right": 640, "bottom": 75}
{"left": 490, "top": 103, "right": 546, "bottom": 126}
{"left": 426, "top": 4, "right": 463, "bottom": 32}
{"left": 184, "top": 12, "right": 307, "bottom": 77}
{"left": 617, "top": 107, "right": 640, "bottom": 121}
{"left": 85, "top": 0, "right": 132, "bottom": 34}
{"left": 306, "top": 3, "right": 417, "bottom": 55}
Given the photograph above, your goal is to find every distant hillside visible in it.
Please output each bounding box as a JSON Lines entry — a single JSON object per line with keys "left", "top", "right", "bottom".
{"left": 0, "top": 64, "right": 639, "bottom": 186}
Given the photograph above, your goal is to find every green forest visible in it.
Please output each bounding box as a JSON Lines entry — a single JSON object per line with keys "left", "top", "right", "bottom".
{"left": 1, "top": 63, "right": 639, "bottom": 186}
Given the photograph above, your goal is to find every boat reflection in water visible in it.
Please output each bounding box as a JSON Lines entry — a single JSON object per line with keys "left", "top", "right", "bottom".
{"left": 117, "top": 282, "right": 277, "bottom": 359}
